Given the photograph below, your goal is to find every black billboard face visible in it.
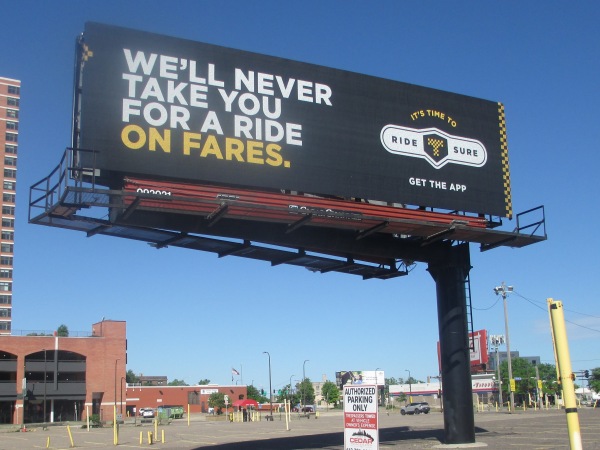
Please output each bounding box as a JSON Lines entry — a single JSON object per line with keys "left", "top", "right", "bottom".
{"left": 79, "top": 22, "right": 512, "bottom": 218}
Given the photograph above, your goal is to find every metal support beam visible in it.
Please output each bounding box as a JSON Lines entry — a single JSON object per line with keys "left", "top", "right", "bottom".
{"left": 120, "top": 197, "right": 141, "bottom": 221}
{"left": 356, "top": 221, "right": 388, "bottom": 240}
{"left": 271, "top": 249, "right": 306, "bottom": 266}
{"left": 427, "top": 243, "right": 475, "bottom": 445}
{"left": 86, "top": 224, "right": 111, "bottom": 237}
{"left": 480, "top": 235, "right": 517, "bottom": 252}
{"left": 286, "top": 214, "right": 313, "bottom": 234}
{"left": 420, "top": 226, "right": 455, "bottom": 246}
{"left": 218, "top": 240, "right": 251, "bottom": 258}
{"left": 155, "top": 232, "right": 188, "bottom": 249}
{"left": 206, "top": 203, "right": 229, "bottom": 227}
{"left": 320, "top": 258, "right": 355, "bottom": 274}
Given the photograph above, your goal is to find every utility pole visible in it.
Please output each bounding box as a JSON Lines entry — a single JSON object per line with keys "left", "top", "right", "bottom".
{"left": 494, "top": 282, "right": 514, "bottom": 412}
{"left": 490, "top": 335, "right": 504, "bottom": 408}
{"left": 302, "top": 360, "right": 309, "bottom": 409}
{"left": 263, "top": 352, "right": 273, "bottom": 420}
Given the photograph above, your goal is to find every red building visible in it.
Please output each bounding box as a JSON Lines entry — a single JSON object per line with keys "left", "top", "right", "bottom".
{"left": 0, "top": 320, "right": 126, "bottom": 424}
{"left": 0, "top": 320, "right": 246, "bottom": 424}
{"left": 124, "top": 384, "right": 248, "bottom": 418}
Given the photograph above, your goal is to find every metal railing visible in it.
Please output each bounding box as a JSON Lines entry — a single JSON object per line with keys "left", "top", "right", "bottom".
{"left": 515, "top": 205, "right": 546, "bottom": 238}
{"left": 28, "top": 148, "right": 98, "bottom": 222}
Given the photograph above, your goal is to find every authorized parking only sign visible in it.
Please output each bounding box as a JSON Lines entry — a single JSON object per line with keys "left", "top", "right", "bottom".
{"left": 344, "top": 384, "right": 379, "bottom": 449}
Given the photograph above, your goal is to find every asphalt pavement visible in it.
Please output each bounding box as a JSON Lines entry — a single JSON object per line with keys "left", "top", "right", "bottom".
{"left": 0, "top": 407, "right": 598, "bottom": 449}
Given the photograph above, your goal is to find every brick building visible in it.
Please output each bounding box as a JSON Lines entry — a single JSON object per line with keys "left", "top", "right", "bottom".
{"left": 0, "top": 320, "right": 126, "bottom": 424}
{"left": 0, "top": 319, "right": 247, "bottom": 424}
{"left": 124, "top": 384, "right": 249, "bottom": 418}
{"left": 0, "top": 76, "right": 19, "bottom": 335}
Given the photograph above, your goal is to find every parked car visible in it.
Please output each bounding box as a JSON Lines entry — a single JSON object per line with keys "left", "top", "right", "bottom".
{"left": 401, "top": 402, "right": 430, "bottom": 415}
{"left": 140, "top": 407, "right": 155, "bottom": 418}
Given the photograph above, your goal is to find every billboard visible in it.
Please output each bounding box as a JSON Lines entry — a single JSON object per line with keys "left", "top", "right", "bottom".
{"left": 78, "top": 22, "right": 512, "bottom": 217}
{"left": 469, "top": 329, "right": 489, "bottom": 366}
{"left": 336, "top": 370, "right": 385, "bottom": 389}
{"left": 437, "top": 329, "right": 490, "bottom": 372}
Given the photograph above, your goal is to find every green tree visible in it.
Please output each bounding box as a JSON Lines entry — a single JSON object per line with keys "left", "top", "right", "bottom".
{"left": 298, "top": 378, "right": 315, "bottom": 406}
{"left": 126, "top": 370, "right": 140, "bottom": 384}
{"left": 276, "top": 383, "right": 296, "bottom": 404}
{"left": 57, "top": 324, "right": 69, "bottom": 337}
{"left": 208, "top": 392, "right": 227, "bottom": 415}
{"left": 589, "top": 367, "right": 600, "bottom": 394}
{"left": 321, "top": 380, "right": 340, "bottom": 405}
{"left": 499, "top": 358, "right": 559, "bottom": 402}
{"left": 384, "top": 377, "right": 399, "bottom": 397}
{"left": 198, "top": 378, "right": 211, "bottom": 385}
{"left": 168, "top": 378, "right": 188, "bottom": 386}
{"left": 247, "top": 385, "right": 269, "bottom": 403}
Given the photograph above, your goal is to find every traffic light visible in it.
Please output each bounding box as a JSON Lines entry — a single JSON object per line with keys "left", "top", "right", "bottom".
{"left": 584, "top": 370, "right": 589, "bottom": 379}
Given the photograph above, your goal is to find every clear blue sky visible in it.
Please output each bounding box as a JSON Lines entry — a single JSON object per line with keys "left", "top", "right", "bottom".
{"left": 3, "top": 1, "right": 599, "bottom": 390}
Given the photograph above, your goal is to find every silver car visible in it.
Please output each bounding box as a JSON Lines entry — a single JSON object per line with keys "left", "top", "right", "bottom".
{"left": 401, "top": 402, "right": 430, "bottom": 415}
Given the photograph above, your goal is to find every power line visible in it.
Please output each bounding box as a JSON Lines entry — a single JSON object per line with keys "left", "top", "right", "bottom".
{"left": 512, "top": 291, "right": 600, "bottom": 335}
{"left": 472, "top": 296, "right": 501, "bottom": 311}
{"left": 474, "top": 289, "right": 600, "bottom": 335}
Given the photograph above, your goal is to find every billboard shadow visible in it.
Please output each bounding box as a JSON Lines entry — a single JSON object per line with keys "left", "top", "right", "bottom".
{"left": 189, "top": 426, "right": 460, "bottom": 449}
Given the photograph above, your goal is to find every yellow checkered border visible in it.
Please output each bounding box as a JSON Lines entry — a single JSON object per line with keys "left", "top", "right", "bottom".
{"left": 498, "top": 102, "right": 512, "bottom": 219}
{"left": 82, "top": 44, "right": 94, "bottom": 61}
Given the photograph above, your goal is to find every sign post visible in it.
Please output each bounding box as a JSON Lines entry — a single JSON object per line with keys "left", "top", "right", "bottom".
{"left": 344, "top": 384, "right": 378, "bottom": 450}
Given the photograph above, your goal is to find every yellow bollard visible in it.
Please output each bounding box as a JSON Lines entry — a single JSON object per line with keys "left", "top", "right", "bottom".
{"left": 67, "top": 424, "right": 75, "bottom": 448}
{"left": 549, "top": 299, "right": 583, "bottom": 450}
{"left": 113, "top": 405, "right": 118, "bottom": 446}
{"left": 46, "top": 436, "right": 50, "bottom": 448}
{"left": 154, "top": 418, "right": 158, "bottom": 440}
{"left": 148, "top": 431, "right": 153, "bottom": 444}
{"left": 161, "top": 429, "right": 165, "bottom": 443}
{"left": 139, "top": 431, "right": 143, "bottom": 445}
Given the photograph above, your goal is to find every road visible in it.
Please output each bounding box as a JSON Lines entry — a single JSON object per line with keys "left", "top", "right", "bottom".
{"left": 0, "top": 408, "right": 598, "bottom": 449}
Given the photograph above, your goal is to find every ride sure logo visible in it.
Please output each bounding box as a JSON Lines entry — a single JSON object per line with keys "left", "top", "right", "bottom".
{"left": 380, "top": 125, "right": 487, "bottom": 169}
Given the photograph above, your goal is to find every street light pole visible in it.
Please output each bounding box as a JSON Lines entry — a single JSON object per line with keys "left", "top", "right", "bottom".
{"left": 120, "top": 377, "right": 126, "bottom": 416}
{"left": 263, "top": 352, "right": 273, "bottom": 419}
{"left": 376, "top": 368, "right": 382, "bottom": 407}
{"left": 405, "top": 369, "right": 412, "bottom": 401}
{"left": 494, "top": 282, "right": 514, "bottom": 412}
{"left": 114, "top": 359, "right": 119, "bottom": 414}
{"left": 490, "top": 335, "right": 505, "bottom": 408}
{"left": 302, "top": 360, "right": 309, "bottom": 409}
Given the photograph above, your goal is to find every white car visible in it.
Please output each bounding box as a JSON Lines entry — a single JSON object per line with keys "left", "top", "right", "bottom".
{"left": 140, "top": 408, "right": 155, "bottom": 418}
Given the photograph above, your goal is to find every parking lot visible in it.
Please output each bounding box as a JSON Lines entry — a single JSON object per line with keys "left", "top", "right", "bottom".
{"left": 0, "top": 407, "right": 598, "bottom": 449}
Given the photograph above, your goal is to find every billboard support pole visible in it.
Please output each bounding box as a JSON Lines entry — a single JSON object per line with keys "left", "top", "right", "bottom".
{"left": 428, "top": 242, "right": 476, "bottom": 445}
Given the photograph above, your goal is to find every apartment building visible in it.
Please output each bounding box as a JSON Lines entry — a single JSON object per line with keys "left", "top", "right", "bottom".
{"left": 0, "top": 77, "right": 19, "bottom": 335}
